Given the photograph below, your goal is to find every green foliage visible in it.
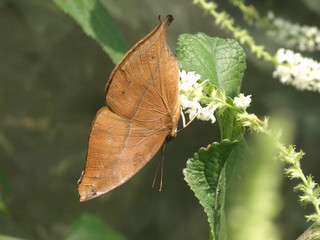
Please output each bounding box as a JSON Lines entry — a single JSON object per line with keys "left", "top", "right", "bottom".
{"left": 176, "top": 33, "right": 246, "bottom": 98}
{"left": 3, "top": 1, "right": 320, "bottom": 240}
{"left": 183, "top": 140, "right": 249, "bottom": 240}
{"left": 66, "top": 214, "right": 127, "bottom": 240}
{"left": 176, "top": 33, "right": 246, "bottom": 140}
{"left": 0, "top": 235, "right": 26, "bottom": 240}
{"left": 0, "top": 167, "right": 10, "bottom": 215}
{"left": 228, "top": 134, "right": 282, "bottom": 240}
{"left": 216, "top": 97, "right": 245, "bottom": 140}
{"left": 53, "top": 0, "right": 127, "bottom": 64}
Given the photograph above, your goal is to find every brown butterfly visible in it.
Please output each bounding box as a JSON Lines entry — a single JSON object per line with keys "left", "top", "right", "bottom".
{"left": 78, "top": 15, "right": 180, "bottom": 201}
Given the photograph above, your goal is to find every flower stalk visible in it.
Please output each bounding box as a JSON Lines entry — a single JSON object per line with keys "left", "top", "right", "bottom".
{"left": 193, "top": 0, "right": 275, "bottom": 63}
{"left": 236, "top": 109, "right": 320, "bottom": 226}
{"left": 194, "top": 0, "right": 320, "bottom": 94}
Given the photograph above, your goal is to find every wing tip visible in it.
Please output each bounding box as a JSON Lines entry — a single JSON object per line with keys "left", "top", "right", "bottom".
{"left": 78, "top": 187, "right": 106, "bottom": 202}
{"left": 158, "top": 14, "right": 174, "bottom": 26}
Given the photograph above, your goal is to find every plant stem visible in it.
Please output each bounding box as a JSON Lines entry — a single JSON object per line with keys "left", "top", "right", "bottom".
{"left": 193, "top": 0, "right": 276, "bottom": 63}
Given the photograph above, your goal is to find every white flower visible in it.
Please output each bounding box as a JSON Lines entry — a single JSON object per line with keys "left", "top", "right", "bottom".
{"left": 266, "top": 11, "right": 320, "bottom": 52}
{"left": 273, "top": 48, "right": 320, "bottom": 92}
{"left": 179, "top": 70, "right": 201, "bottom": 92}
{"left": 179, "top": 70, "right": 218, "bottom": 123}
{"left": 197, "top": 105, "right": 216, "bottom": 123}
{"left": 181, "top": 96, "right": 201, "bottom": 120}
{"left": 234, "top": 93, "right": 252, "bottom": 108}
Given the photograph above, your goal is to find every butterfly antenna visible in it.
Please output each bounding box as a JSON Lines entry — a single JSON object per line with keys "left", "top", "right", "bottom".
{"left": 159, "top": 146, "right": 165, "bottom": 192}
{"left": 151, "top": 143, "right": 166, "bottom": 191}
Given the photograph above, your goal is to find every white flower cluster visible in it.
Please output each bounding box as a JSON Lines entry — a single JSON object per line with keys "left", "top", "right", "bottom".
{"left": 179, "top": 70, "right": 216, "bottom": 123}
{"left": 267, "top": 11, "right": 320, "bottom": 52}
{"left": 179, "top": 70, "right": 252, "bottom": 124}
{"left": 273, "top": 48, "right": 320, "bottom": 92}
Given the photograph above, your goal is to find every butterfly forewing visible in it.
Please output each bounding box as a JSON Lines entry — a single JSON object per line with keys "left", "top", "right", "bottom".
{"left": 106, "top": 16, "right": 179, "bottom": 129}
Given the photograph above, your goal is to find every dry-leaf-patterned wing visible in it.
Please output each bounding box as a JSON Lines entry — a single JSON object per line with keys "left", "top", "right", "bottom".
{"left": 106, "top": 15, "right": 180, "bottom": 130}
{"left": 78, "top": 15, "right": 180, "bottom": 201}
{"left": 78, "top": 107, "right": 169, "bottom": 201}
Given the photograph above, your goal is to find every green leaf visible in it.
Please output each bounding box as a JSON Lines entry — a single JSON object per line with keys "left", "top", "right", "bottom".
{"left": 66, "top": 213, "right": 127, "bottom": 240}
{"left": 176, "top": 33, "right": 246, "bottom": 98}
{"left": 183, "top": 139, "right": 249, "bottom": 240}
{"left": 0, "top": 235, "right": 26, "bottom": 240}
{"left": 53, "top": 0, "right": 127, "bottom": 64}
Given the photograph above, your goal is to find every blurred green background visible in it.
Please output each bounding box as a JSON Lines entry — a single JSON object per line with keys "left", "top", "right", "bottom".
{"left": 1, "top": 0, "right": 320, "bottom": 239}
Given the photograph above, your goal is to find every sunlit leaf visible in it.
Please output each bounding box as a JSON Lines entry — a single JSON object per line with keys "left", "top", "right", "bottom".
{"left": 66, "top": 213, "right": 127, "bottom": 240}
{"left": 183, "top": 140, "right": 248, "bottom": 239}
{"left": 176, "top": 33, "right": 246, "bottom": 98}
